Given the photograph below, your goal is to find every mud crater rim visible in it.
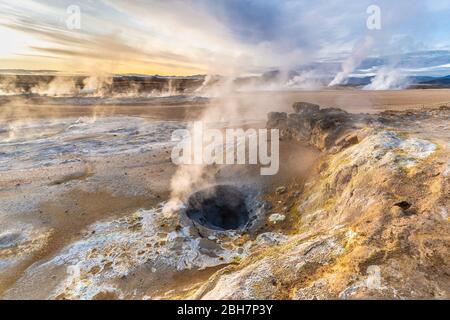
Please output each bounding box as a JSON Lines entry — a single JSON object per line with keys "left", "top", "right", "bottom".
{"left": 185, "top": 184, "right": 251, "bottom": 231}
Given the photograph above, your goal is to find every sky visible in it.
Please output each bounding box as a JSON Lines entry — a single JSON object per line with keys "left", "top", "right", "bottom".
{"left": 1, "top": 0, "right": 450, "bottom": 77}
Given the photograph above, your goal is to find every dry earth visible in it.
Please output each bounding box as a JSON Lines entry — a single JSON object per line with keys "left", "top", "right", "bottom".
{"left": 0, "top": 90, "right": 449, "bottom": 299}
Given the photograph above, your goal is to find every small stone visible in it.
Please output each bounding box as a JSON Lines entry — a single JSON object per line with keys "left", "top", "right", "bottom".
{"left": 256, "top": 232, "right": 288, "bottom": 246}
{"left": 269, "top": 213, "right": 286, "bottom": 224}
{"left": 276, "top": 186, "right": 287, "bottom": 195}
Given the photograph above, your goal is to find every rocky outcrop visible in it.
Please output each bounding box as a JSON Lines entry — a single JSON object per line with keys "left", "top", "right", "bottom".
{"left": 292, "top": 102, "right": 320, "bottom": 114}
{"left": 267, "top": 102, "right": 369, "bottom": 151}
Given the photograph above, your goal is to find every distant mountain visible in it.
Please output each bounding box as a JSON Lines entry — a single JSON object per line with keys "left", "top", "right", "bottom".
{"left": 343, "top": 75, "right": 450, "bottom": 88}
{"left": 344, "top": 77, "right": 373, "bottom": 86}
{"left": 414, "top": 75, "right": 450, "bottom": 87}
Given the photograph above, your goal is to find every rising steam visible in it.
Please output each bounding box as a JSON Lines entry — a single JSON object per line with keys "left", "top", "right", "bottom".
{"left": 363, "top": 67, "right": 410, "bottom": 90}
{"left": 329, "top": 36, "right": 374, "bottom": 87}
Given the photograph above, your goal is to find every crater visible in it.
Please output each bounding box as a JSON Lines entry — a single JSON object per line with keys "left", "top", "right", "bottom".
{"left": 185, "top": 185, "right": 250, "bottom": 231}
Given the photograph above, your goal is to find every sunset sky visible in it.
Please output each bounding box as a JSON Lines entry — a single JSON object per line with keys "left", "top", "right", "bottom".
{"left": 1, "top": 0, "right": 450, "bottom": 76}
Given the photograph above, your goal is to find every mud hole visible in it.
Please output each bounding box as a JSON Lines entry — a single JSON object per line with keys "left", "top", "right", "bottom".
{"left": 185, "top": 185, "right": 250, "bottom": 231}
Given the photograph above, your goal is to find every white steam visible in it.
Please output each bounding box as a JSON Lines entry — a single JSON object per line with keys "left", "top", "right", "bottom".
{"left": 329, "top": 36, "right": 374, "bottom": 87}
{"left": 0, "top": 76, "right": 24, "bottom": 95}
{"left": 285, "top": 71, "right": 325, "bottom": 90}
{"left": 363, "top": 67, "right": 410, "bottom": 90}
{"left": 30, "top": 77, "right": 78, "bottom": 96}
{"left": 81, "top": 75, "right": 113, "bottom": 96}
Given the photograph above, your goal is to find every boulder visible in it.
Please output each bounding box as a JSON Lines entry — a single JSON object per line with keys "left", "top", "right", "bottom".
{"left": 292, "top": 102, "right": 320, "bottom": 114}
{"left": 267, "top": 102, "right": 356, "bottom": 151}
{"left": 267, "top": 112, "right": 287, "bottom": 129}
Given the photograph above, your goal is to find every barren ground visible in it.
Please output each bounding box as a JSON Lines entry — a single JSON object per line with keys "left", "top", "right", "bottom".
{"left": 0, "top": 89, "right": 449, "bottom": 299}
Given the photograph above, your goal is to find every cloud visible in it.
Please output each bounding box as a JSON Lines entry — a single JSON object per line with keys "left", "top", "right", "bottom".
{"left": 0, "top": 0, "right": 449, "bottom": 76}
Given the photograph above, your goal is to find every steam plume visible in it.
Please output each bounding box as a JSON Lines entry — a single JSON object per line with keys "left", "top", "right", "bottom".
{"left": 329, "top": 36, "right": 374, "bottom": 87}
{"left": 363, "top": 67, "right": 410, "bottom": 90}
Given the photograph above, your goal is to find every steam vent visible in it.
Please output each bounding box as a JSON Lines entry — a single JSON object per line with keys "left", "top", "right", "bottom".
{"left": 185, "top": 185, "right": 250, "bottom": 231}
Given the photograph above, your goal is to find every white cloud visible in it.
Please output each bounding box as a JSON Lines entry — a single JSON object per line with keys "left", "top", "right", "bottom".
{"left": 0, "top": 0, "right": 449, "bottom": 76}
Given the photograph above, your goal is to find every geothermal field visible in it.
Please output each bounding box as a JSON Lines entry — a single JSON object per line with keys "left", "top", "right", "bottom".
{"left": 0, "top": 0, "right": 450, "bottom": 303}
{"left": 0, "top": 76, "right": 449, "bottom": 299}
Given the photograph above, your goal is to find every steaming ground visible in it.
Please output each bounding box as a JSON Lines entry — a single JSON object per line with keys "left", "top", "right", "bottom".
{"left": 0, "top": 89, "right": 449, "bottom": 299}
